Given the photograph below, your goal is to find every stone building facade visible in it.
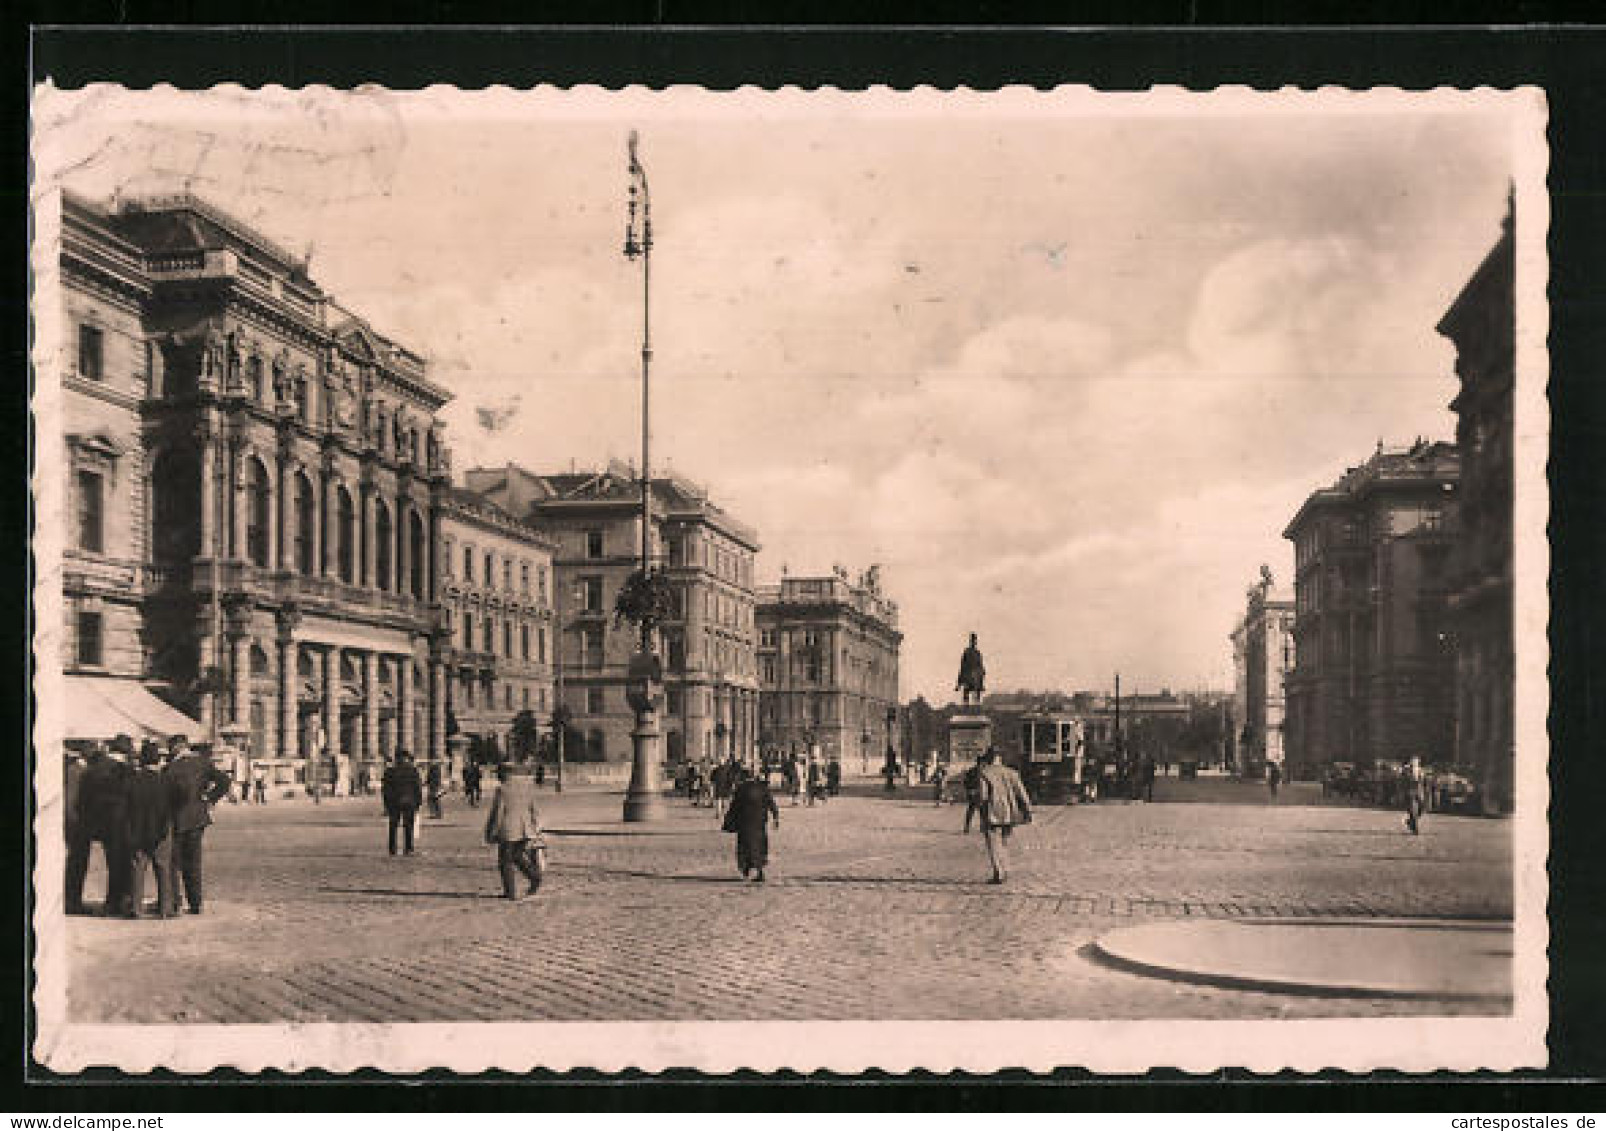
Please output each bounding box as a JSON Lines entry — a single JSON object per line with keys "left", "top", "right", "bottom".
{"left": 58, "top": 191, "right": 467, "bottom": 789}
{"left": 756, "top": 566, "right": 902, "bottom": 773}
{"left": 1229, "top": 569, "right": 1295, "bottom": 774}
{"left": 1282, "top": 441, "right": 1460, "bottom": 779}
{"left": 462, "top": 462, "right": 761, "bottom": 768}
{"left": 437, "top": 489, "right": 556, "bottom": 758}
{"left": 1438, "top": 203, "right": 1515, "bottom": 813}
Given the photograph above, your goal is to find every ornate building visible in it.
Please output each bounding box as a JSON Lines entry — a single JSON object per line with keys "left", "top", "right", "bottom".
{"left": 756, "top": 566, "right": 902, "bottom": 772}
{"left": 1438, "top": 202, "right": 1515, "bottom": 813}
{"left": 59, "top": 191, "right": 461, "bottom": 789}
{"left": 438, "top": 489, "right": 557, "bottom": 758}
{"left": 1229, "top": 567, "right": 1295, "bottom": 775}
{"left": 462, "top": 461, "right": 761, "bottom": 769}
{"left": 1282, "top": 441, "right": 1460, "bottom": 779}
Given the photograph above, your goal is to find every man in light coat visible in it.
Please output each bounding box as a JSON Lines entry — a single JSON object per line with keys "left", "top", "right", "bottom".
{"left": 975, "top": 747, "right": 1033, "bottom": 884}
{"left": 484, "top": 760, "right": 545, "bottom": 901}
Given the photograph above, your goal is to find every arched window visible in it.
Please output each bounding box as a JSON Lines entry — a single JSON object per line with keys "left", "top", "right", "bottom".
{"left": 409, "top": 511, "right": 426, "bottom": 598}
{"left": 336, "top": 485, "right": 355, "bottom": 583}
{"left": 374, "top": 501, "right": 392, "bottom": 592}
{"left": 150, "top": 447, "right": 201, "bottom": 566}
{"left": 294, "top": 473, "right": 315, "bottom": 574}
{"left": 245, "top": 457, "right": 271, "bottom": 566}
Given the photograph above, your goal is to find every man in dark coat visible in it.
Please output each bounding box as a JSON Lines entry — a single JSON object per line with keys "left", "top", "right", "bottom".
{"left": 463, "top": 759, "right": 483, "bottom": 807}
{"left": 382, "top": 750, "right": 424, "bottom": 855}
{"left": 126, "top": 742, "right": 175, "bottom": 918}
{"left": 826, "top": 760, "right": 842, "bottom": 797}
{"left": 425, "top": 760, "right": 444, "bottom": 819}
{"left": 724, "top": 768, "right": 780, "bottom": 882}
{"left": 65, "top": 738, "right": 135, "bottom": 915}
{"left": 162, "top": 735, "right": 232, "bottom": 915}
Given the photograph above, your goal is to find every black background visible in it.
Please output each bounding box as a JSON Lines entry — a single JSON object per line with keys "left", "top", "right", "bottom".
{"left": 9, "top": 5, "right": 1605, "bottom": 1110}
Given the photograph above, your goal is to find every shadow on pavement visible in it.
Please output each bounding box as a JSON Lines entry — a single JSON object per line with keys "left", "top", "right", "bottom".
{"left": 317, "top": 886, "right": 508, "bottom": 901}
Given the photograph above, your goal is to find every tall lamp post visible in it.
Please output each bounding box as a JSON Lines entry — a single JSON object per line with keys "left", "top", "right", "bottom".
{"left": 622, "top": 130, "right": 664, "bottom": 822}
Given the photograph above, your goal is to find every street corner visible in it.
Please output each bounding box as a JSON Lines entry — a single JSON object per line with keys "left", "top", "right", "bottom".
{"left": 1089, "top": 916, "right": 1514, "bottom": 1006}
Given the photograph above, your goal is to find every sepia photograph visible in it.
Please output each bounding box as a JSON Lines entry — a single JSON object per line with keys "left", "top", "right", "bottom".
{"left": 28, "top": 82, "right": 1548, "bottom": 1075}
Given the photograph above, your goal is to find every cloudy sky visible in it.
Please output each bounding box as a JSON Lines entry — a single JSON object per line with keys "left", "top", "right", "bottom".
{"left": 35, "top": 86, "right": 1517, "bottom": 702}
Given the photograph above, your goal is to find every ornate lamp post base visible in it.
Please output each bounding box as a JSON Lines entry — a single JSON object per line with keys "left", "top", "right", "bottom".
{"left": 623, "top": 650, "right": 664, "bottom": 822}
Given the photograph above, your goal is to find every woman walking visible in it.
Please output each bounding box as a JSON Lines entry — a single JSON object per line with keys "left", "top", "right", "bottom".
{"left": 975, "top": 747, "right": 1033, "bottom": 884}
{"left": 723, "top": 767, "right": 780, "bottom": 882}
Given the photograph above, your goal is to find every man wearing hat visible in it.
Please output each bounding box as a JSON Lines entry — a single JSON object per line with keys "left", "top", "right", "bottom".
{"left": 125, "top": 741, "right": 176, "bottom": 918}
{"left": 65, "top": 736, "right": 136, "bottom": 915}
{"left": 161, "top": 734, "right": 232, "bottom": 915}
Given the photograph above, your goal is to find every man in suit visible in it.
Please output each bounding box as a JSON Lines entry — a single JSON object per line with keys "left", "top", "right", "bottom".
{"left": 382, "top": 750, "right": 424, "bottom": 856}
{"left": 975, "top": 746, "right": 1033, "bottom": 885}
{"left": 162, "top": 735, "right": 232, "bottom": 915}
{"left": 126, "top": 741, "right": 175, "bottom": 918}
{"left": 483, "top": 759, "right": 545, "bottom": 901}
{"left": 65, "top": 737, "right": 135, "bottom": 915}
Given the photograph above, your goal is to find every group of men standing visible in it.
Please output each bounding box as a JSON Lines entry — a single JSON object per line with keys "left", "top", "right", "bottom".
{"left": 65, "top": 734, "right": 232, "bottom": 918}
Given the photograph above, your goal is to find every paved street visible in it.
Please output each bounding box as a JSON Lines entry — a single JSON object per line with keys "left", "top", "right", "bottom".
{"left": 63, "top": 777, "right": 1512, "bottom": 1023}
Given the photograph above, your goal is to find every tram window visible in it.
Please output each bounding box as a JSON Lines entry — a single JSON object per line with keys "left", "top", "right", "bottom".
{"left": 1061, "top": 726, "right": 1078, "bottom": 754}
{"left": 1032, "top": 722, "right": 1057, "bottom": 757}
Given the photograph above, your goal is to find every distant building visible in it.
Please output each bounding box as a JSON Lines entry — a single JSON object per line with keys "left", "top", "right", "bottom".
{"left": 756, "top": 565, "right": 902, "bottom": 771}
{"left": 463, "top": 461, "right": 760, "bottom": 768}
{"left": 1438, "top": 201, "right": 1515, "bottom": 813}
{"left": 57, "top": 191, "right": 457, "bottom": 793}
{"left": 437, "top": 488, "right": 556, "bottom": 758}
{"left": 1282, "top": 441, "right": 1460, "bottom": 778}
{"left": 1230, "top": 569, "right": 1296, "bottom": 773}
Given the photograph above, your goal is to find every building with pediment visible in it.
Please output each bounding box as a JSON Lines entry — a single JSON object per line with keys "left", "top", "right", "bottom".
{"left": 462, "top": 461, "right": 761, "bottom": 770}
{"left": 55, "top": 191, "right": 536, "bottom": 790}
{"left": 755, "top": 566, "right": 902, "bottom": 773}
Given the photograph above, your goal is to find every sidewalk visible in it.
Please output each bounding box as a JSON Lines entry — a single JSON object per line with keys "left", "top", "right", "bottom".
{"left": 1092, "top": 917, "right": 1513, "bottom": 1003}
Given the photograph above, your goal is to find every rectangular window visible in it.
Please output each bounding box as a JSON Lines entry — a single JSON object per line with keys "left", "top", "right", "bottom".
{"left": 442, "top": 539, "right": 454, "bottom": 578}
{"left": 584, "top": 626, "right": 604, "bottom": 669}
{"left": 586, "top": 529, "right": 604, "bottom": 558}
{"left": 503, "top": 560, "right": 513, "bottom": 591}
{"left": 463, "top": 546, "right": 474, "bottom": 581}
{"left": 503, "top": 620, "right": 513, "bottom": 657}
{"left": 668, "top": 632, "right": 686, "bottom": 672}
{"left": 76, "top": 469, "right": 104, "bottom": 553}
{"left": 538, "top": 566, "right": 548, "bottom": 603}
{"left": 483, "top": 618, "right": 494, "bottom": 653}
{"left": 583, "top": 576, "right": 603, "bottom": 613}
{"left": 76, "top": 610, "right": 103, "bottom": 667}
{"left": 504, "top": 684, "right": 513, "bottom": 710}
{"left": 484, "top": 552, "right": 493, "bottom": 584}
{"left": 521, "top": 624, "right": 530, "bottom": 660}
{"left": 587, "top": 686, "right": 605, "bottom": 715}
{"left": 520, "top": 563, "right": 530, "bottom": 594}
{"left": 761, "top": 656, "right": 776, "bottom": 683}
{"left": 537, "top": 627, "right": 547, "bottom": 664}
{"left": 78, "top": 324, "right": 104, "bottom": 380}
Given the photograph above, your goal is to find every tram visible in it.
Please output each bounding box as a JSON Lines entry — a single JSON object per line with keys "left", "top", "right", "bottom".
{"left": 1015, "top": 713, "right": 1096, "bottom": 804}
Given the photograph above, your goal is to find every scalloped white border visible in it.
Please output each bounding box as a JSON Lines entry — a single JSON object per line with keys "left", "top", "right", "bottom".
{"left": 28, "top": 82, "right": 1550, "bottom": 1075}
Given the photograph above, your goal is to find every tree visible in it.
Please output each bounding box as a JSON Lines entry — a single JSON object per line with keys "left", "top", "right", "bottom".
{"left": 511, "top": 709, "right": 541, "bottom": 761}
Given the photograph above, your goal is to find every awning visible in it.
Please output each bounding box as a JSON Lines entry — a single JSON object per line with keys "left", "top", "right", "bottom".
{"left": 62, "top": 676, "right": 204, "bottom": 742}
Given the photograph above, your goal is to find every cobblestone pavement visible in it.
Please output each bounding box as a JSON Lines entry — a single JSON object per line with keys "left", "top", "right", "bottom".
{"left": 62, "top": 777, "right": 1512, "bottom": 1023}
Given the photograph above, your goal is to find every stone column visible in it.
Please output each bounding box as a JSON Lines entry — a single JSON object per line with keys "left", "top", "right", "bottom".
{"left": 277, "top": 456, "right": 293, "bottom": 572}
{"left": 398, "top": 501, "right": 413, "bottom": 600}
{"left": 266, "top": 454, "right": 280, "bottom": 571}
{"left": 323, "top": 647, "right": 340, "bottom": 759}
{"left": 279, "top": 638, "right": 297, "bottom": 758}
{"left": 364, "top": 650, "right": 380, "bottom": 766}
{"left": 197, "top": 431, "right": 216, "bottom": 560}
{"left": 323, "top": 474, "right": 339, "bottom": 578}
{"left": 429, "top": 656, "right": 446, "bottom": 763}
{"left": 308, "top": 471, "right": 322, "bottom": 579}
{"left": 397, "top": 655, "right": 413, "bottom": 756}
{"left": 231, "top": 633, "right": 250, "bottom": 726}
{"left": 231, "top": 446, "right": 248, "bottom": 562}
{"left": 361, "top": 486, "right": 376, "bottom": 590}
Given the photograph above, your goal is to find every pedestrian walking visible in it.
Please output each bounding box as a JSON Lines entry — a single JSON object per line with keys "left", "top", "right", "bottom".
{"left": 931, "top": 762, "right": 948, "bottom": 806}
{"left": 65, "top": 737, "right": 135, "bottom": 916}
{"left": 1267, "top": 760, "right": 1282, "bottom": 801}
{"left": 960, "top": 756, "right": 984, "bottom": 834}
{"left": 805, "top": 758, "right": 823, "bottom": 806}
{"left": 535, "top": 761, "right": 547, "bottom": 788}
{"left": 125, "top": 742, "right": 175, "bottom": 919}
{"left": 161, "top": 735, "right": 232, "bottom": 916}
{"left": 782, "top": 757, "right": 801, "bottom": 807}
{"left": 723, "top": 767, "right": 780, "bottom": 882}
{"left": 1139, "top": 753, "right": 1157, "bottom": 803}
{"left": 483, "top": 760, "right": 545, "bottom": 901}
{"left": 1402, "top": 755, "right": 1428, "bottom": 835}
{"left": 975, "top": 747, "right": 1033, "bottom": 884}
{"left": 382, "top": 750, "right": 424, "bottom": 856}
{"left": 711, "top": 757, "right": 737, "bottom": 820}
{"left": 463, "top": 760, "right": 483, "bottom": 807}
{"left": 426, "top": 760, "right": 445, "bottom": 820}
{"left": 252, "top": 762, "right": 268, "bottom": 804}
{"left": 826, "top": 759, "right": 842, "bottom": 797}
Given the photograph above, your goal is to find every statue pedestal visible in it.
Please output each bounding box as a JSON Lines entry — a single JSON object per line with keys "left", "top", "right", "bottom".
{"left": 947, "top": 714, "right": 993, "bottom": 765}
